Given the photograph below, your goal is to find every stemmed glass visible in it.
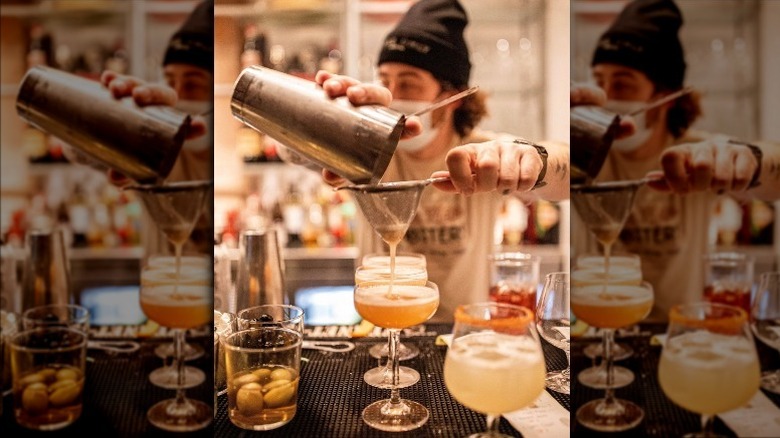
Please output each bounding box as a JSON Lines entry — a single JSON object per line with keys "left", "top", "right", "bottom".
{"left": 573, "top": 282, "right": 654, "bottom": 431}
{"left": 659, "top": 302, "right": 760, "bottom": 437}
{"left": 127, "top": 180, "right": 213, "bottom": 431}
{"left": 572, "top": 258, "right": 642, "bottom": 389}
{"left": 750, "top": 271, "right": 780, "bottom": 394}
{"left": 355, "top": 264, "right": 428, "bottom": 389}
{"left": 354, "top": 280, "right": 439, "bottom": 431}
{"left": 139, "top": 267, "right": 213, "bottom": 431}
{"left": 444, "top": 302, "right": 546, "bottom": 438}
{"left": 535, "top": 272, "right": 570, "bottom": 394}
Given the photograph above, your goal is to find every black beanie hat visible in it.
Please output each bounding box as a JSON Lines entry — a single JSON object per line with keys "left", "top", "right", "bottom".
{"left": 162, "top": 0, "right": 213, "bottom": 73}
{"left": 591, "top": 0, "right": 686, "bottom": 90}
{"left": 378, "top": 0, "right": 471, "bottom": 88}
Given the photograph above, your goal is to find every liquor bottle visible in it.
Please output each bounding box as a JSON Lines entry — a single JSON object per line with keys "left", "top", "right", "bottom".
{"left": 238, "top": 24, "right": 267, "bottom": 162}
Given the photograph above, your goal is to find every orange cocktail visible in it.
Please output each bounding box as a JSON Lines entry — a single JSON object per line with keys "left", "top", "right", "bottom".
{"left": 354, "top": 283, "right": 439, "bottom": 329}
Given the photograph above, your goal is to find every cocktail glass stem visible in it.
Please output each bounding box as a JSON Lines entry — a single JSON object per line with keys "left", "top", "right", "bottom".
{"left": 700, "top": 414, "right": 714, "bottom": 437}
{"left": 167, "top": 329, "right": 197, "bottom": 417}
{"left": 603, "top": 328, "right": 616, "bottom": 399}
{"left": 387, "top": 329, "right": 403, "bottom": 407}
{"left": 485, "top": 414, "right": 501, "bottom": 434}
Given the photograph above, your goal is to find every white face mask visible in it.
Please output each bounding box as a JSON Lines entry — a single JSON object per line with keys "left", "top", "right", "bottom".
{"left": 175, "top": 100, "right": 212, "bottom": 152}
{"left": 175, "top": 99, "right": 212, "bottom": 116}
{"left": 603, "top": 100, "right": 654, "bottom": 153}
{"left": 389, "top": 99, "right": 440, "bottom": 153}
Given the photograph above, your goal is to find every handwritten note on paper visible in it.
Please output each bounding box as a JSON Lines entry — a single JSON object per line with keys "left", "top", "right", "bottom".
{"left": 718, "top": 391, "right": 780, "bottom": 437}
{"left": 504, "top": 391, "right": 570, "bottom": 438}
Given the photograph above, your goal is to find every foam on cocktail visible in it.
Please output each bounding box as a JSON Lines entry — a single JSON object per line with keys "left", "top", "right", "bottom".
{"left": 355, "top": 266, "right": 428, "bottom": 286}
{"left": 571, "top": 266, "right": 642, "bottom": 288}
{"left": 576, "top": 254, "right": 640, "bottom": 270}
{"left": 362, "top": 254, "right": 427, "bottom": 269}
{"left": 142, "top": 264, "right": 211, "bottom": 286}
{"left": 659, "top": 331, "right": 759, "bottom": 415}
{"left": 571, "top": 284, "right": 652, "bottom": 306}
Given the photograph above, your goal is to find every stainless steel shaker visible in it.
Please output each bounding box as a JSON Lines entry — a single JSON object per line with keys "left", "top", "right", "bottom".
{"left": 16, "top": 65, "right": 191, "bottom": 183}
{"left": 234, "top": 227, "right": 286, "bottom": 313}
{"left": 231, "top": 65, "right": 405, "bottom": 185}
{"left": 570, "top": 105, "right": 621, "bottom": 184}
{"left": 22, "top": 228, "right": 71, "bottom": 311}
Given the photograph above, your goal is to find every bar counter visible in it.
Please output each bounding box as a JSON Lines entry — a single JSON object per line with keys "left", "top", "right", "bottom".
{"left": 2, "top": 323, "right": 570, "bottom": 437}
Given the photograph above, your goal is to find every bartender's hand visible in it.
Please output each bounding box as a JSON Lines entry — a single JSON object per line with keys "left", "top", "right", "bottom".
{"left": 314, "top": 70, "right": 423, "bottom": 187}
{"left": 571, "top": 81, "right": 635, "bottom": 139}
{"left": 646, "top": 135, "right": 759, "bottom": 194}
{"left": 99, "top": 71, "right": 208, "bottom": 186}
{"left": 431, "top": 139, "right": 544, "bottom": 196}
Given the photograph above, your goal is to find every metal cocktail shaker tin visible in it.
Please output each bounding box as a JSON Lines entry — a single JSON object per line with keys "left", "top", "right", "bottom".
{"left": 570, "top": 105, "right": 622, "bottom": 184}
{"left": 22, "top": 228, "right": 71, "bottom": 311}
{"left": 234, "top": 228, "right": 286, "bottom": 313}
{"left": 231, "top": 65, "right": 405, "bottom": 185}
{"left": 16, "top": 65, "right": 191, "bottom": 184}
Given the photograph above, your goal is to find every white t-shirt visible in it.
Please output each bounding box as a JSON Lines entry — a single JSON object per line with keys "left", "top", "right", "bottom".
{"left": 571, "top": 131, "right": 718, "bottom": 322}
{"left": 353, "top": 130, "right": 505, "bottom": 323}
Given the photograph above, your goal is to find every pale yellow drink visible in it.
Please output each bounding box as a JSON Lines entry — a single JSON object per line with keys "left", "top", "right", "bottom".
{"left": 353, "top": 284, "right": 439, "bottom": 329}
{"left": 444, "top": 332, "right": 546, "bottom": 414}
{"left": 571, "top": 265, "right": 642, "bottom": 288}
{"left": 658, "top": 331, "right": 760, "bottom": 415}
{"left": 571, "top": 284, "right": 653, "bottom": 329}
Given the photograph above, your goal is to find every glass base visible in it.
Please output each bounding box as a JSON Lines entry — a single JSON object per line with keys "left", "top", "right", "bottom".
{"left": 584, "top": 342, "right": 633, "bottom": 361}
{"left": 576, "top": 398, "right": 644, "bottom": 432}
{"left": 369, "top": 342, "right": 420, "bottom": 361}
{"left": 545, "top": 370, "right": 570, "bottom": 394}
{"left": 155, "top": 342, "right": 204, "bottom": 361}
{"left": 362, "top": 399, "right": 429, "bottom": 432}
{"left": 147, "top": 397, "right": 212, "bottom": 432}
{"left": 577, "top": 365, "right": 634, "bottom": 389}
{"left": 760, "top": 369, "right": 780, "bottom": 394}
{"left": 149, "top": 364, "right": 206, "bottom": 389}
{"left": 364, "top": 365, "right": 420, "bottom": 389}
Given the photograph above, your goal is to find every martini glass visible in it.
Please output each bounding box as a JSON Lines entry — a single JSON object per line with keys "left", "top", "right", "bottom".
{"left": 355, "top": 281, "right": 440, "bottom": 432}
{"left": 571, "top": 180, "right": 643, "bottom": 390}
{"left": 125, "top": 181, "right": 213, "bottom": 396}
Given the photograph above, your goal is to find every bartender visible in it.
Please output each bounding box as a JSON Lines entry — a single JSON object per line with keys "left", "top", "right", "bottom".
{"left": 572, "top": 0, "right": 780, "bottom": 321}
{"left": 95, "top": 0, "right": 214, "bottom": 255}
{"left": 283, "top": 0, "right": 571, "bottom": 321}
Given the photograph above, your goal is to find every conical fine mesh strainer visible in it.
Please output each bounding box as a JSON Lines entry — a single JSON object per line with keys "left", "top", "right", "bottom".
{"left": 124, "top": 180, "right": 212, "bottom": 245}
{"left": 341, "top": 177, "right": 448, "bottom": 244}
{"left": 570, "top": 179, "right": 645, "bottom": 246}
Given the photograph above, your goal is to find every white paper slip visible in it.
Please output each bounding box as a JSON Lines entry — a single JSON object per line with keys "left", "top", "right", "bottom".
{"left": 504, "top": 390, "right": 570, "bottom": 438}
{"left": 718, "top": 391, "right": 780, "bottom": 437}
